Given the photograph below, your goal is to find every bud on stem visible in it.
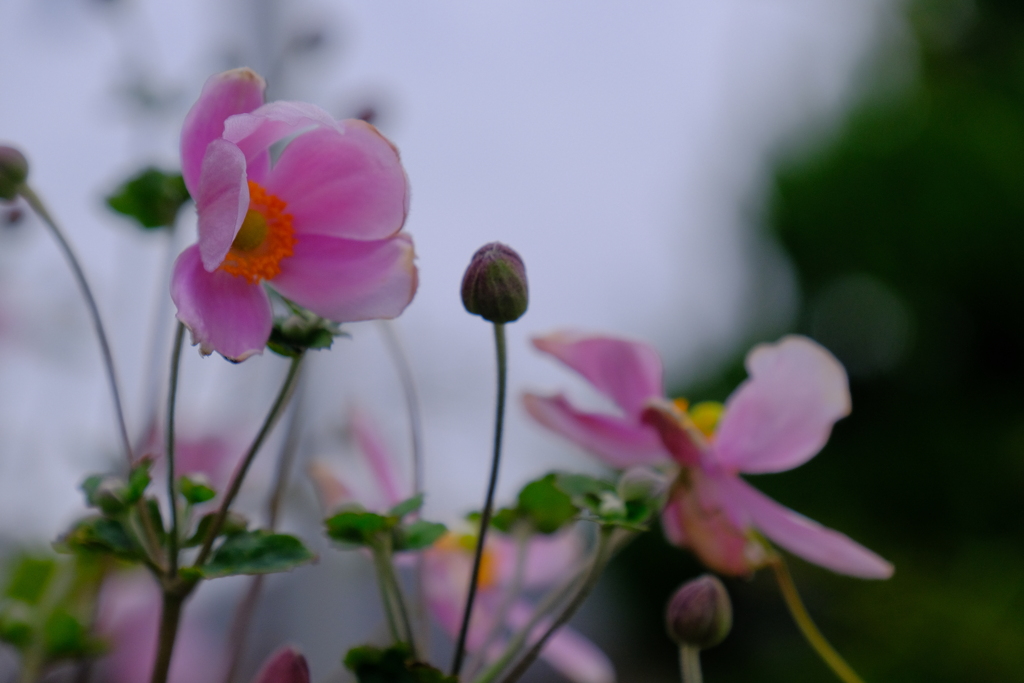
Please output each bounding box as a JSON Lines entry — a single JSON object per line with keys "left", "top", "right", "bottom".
{"left": 665, "top": 574, "right": 732, "bottom": 649}
{"left": 460, "top": 242, "right": 528, "bottom": 324}
{"left": 0, "top": 145, "right": 28, "bottom": 201}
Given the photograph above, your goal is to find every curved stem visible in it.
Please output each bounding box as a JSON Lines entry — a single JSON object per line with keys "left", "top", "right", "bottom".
{"left": 679, "top": 646, "right": 703, "bottom": 683}
{"left": 376, "top": 320, "right": 424, "bottom": 495}
{"left": 451, "top": 323, "right": 508, "bottom": 677}
{"left": 20, "top": 185, "right": 134, "bottom": 464}
{"left": 770, "top": 556, "right": 866, "bottom": 683}
{"left": 194, "top": 352, "right": 305, "bottom": 567}
{"left": 492, "top": 526, "right": 616, "bottom": 683}
{"left": 165, "top": 322, "right": 185, "bottom": 577}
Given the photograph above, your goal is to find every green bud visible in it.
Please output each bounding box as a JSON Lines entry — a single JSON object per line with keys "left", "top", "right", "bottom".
{"left": 461, "top": 242, "right": 528, "bottom": 324}
{"left": 617, "top": 467, "right": 669, "bottom": 502}
{"left": 0, "top": 146, "right": 28, "bottom": 201}
{"left": 665, "top": 575, "right": 732, "bottom": 649}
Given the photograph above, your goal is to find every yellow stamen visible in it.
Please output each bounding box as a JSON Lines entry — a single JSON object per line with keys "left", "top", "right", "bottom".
{"left": 219, "top": 181, "right": 296, "bottom": 283}
{"left": 689, "top": 401, "right": 724, "bottom": 439}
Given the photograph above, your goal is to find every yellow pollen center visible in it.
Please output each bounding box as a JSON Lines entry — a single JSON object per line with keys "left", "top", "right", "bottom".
{"left": 689, "top": 401, "right": 724, "bottom": 439}
{"left": 219, "top": 181, "right": 296, "bottom": 283}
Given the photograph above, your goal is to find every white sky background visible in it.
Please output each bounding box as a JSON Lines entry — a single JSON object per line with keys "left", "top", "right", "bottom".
{"left": 0, "top": 0, "right": 899, "bottom": 555}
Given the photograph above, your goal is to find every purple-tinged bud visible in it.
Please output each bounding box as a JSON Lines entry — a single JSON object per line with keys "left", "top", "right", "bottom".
{"left": 665, "top": 575, "right": 732, "bottom": 649}
{"left": 0, "top": 146, "right": 28, "bottom": 202}
{"left": 461, "top": 242, "right": 528, "bottom": 324}
{"left": 252, "top": 647, "right": 310, "bottom": 683}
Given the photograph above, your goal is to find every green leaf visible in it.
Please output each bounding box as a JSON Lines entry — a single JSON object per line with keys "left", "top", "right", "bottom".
{"left": 106, "top": 168, "right": 190, "bottom": 229}
{"left": 58, "top": 518, "right": 143, "bottom": 561}
{"left": 199, "top": 531, "right": 315, "bottom": 579}
{"left": 489, "top": 507, "right": 518, "bottom": 533}
{"left": 518, "top": 474, "right": 579, "bottom": 534}
{"left": 179, "top": 475, "right": 216, "bottom": 505}
{"left": 124, "top": 459, "right": 153, "bottom": 504}
{"left": 394, "top": 521, "right": 447, "bottom": 551}
{"left": 344, "top": 644, "right": 457, "bottom": 683}
{"left": 43, "top": 610, "right": 95, "bottom": 659}
{"left": 5, "top": 556, "right": 56, "bottom": 605}
{"left": 324, "top": 510, "right": 392, "bottom": 546}
{"left": 388, "top": 494, "right": 424, "bottom": 519}
{"left": 267, "top": 314, "right": 343, "bottom": 357}
{"left": 0, "top": 616, "right": 32, "bottom": 649}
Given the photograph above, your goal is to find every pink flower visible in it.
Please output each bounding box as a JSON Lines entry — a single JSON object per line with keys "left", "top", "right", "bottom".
{"left": 251, "top": 648, "right": 310, "bottom": 683}
{"left": 525, "top": 332, "right": 893, "bottom": 579}
{"left": 172, "top": 68, "right": 417, "bottom": 361}
{"left": 309, "top": 408, "right": 615, "bottom": 683}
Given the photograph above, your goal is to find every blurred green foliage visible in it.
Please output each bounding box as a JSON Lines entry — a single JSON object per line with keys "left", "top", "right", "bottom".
{"left": 603, "top": 2, "right": 1024, "bottom": 682}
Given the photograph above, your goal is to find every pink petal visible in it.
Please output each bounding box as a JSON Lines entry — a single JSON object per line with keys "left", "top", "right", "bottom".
{"left": 223, "top": 101, "right": 340, "bottom": 163}
{"left": 196, "top": 139, "right": 249, "bottom": 271}
{"left": 714, "top": 335, "right": 851, "bottom": 474}
{"left": 271, "top": 233, "right": 417, "bottom": 322}
{"left": 719, "top": 474, "right": 894, "bottom": 579}
{"left": 180, "top": 68, "right": 265, "bottom": 197}
{"left": 523, "top": 393, "right": 667, "bottom": 468}
{"left": 264, "top": 121, "right": 408, "bottom": 241}
{"left": 307, "top": 461, "right": 354, "bottom": 512}
{"left": 349, "top": 407, "right": 405, "bottom": 507}
{"left": 639, "top": 401, "right": 706, "bottom": 468}
{"left": 506, "top": 603, "right": 615, "bottom": 683}
{"left": 170, "top": 245, "right": 272, "bottom": 361}
{"left": 252, "top": 648, "right": 310, "bottom": 683}
{"left": 521, "top": 531, "right": 584, "bottom": 588}
{"left": 532, "top": 332, "right": 663, "bottom": 417}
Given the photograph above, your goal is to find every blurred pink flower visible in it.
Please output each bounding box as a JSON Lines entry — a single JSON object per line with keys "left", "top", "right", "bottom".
{"left": 525, "top": 332, "right": 893, "bottom": 579}
{"left": 309, "top": 408, "right": 615, "bottom": 683}
{"left": 251, "top": 647, "right": 309, "bottom": 683}
{"left": 171, "top": 68, "right": 417, "bottom": 361}
{"left": 96, "top": 572, "right": 224, "bottom": 683}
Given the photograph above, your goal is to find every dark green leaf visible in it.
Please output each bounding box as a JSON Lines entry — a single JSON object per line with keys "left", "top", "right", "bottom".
{"left": 5, "top": 556, "right": 56, "bottom": 605}
{"left": 199, "top": 531, "right": 315, "bottom": 579}
{"left": 267, "top": 314, "right": 343, "bottom": 357}
{"left": 0, "top": 616, "right": 32, "bottom": 649}
{"left": 59, "top": 518, "right": 143, "bottom": 561}
{"left": 124, "top": 459, "right": 153, "bottom": 504}
{"left": 179, "top": 475, "right": 216, "bottom": 505}
{"left": 489, "top": 507, "right": 518, "bottom": 533}
{"left": 106, "top": 168, "right": 189, "bottom": 229}
{"left": 142, "top": 498, "right": 166, "bottom": 543}
{"left": 388, "top": 494, "right": 424, "bottom": 519}
{"left": 518, "top": 474, "right": 579, "bottom": 534}
{"left": 43, "top": 610, "right": 94, "bottom": 659}
{"left": 324, "top": 510, "right": 392, "bottom": 546}
{"left": 394, "top": 521, "right": 447, "bottom": 551}
{"left": 344, "top": 644, "right": 457, "bottom": 683}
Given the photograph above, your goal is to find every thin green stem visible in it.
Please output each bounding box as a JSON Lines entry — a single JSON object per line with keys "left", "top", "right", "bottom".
{"left": 165, "top": 323, "right": 185, "bottom": 577}
{"left": 193, "top": 353, "right": 305, "bottom": 567}
{"left": 679, "top": 646, "right": 703, "bottom": 683}
{"left": 377, "top": 320, "right": 424, "bottom": 495}
{"left": 451, "top": 323, "right": 508, "bottom": 677}
{"left": 770, "top": 556, "right": 866, "bottom": 683}
{"left": 149, "top": 589, "right": 185, "bottom": 683}
{"left": 492, "top": 526, "right": 616, "bottom": 683}
{"left": 371, "top": 544, "right": 404, "bottom": 644}
{"left": 381, "top": 544, "right": 417, "bottom": 653}
{"left": 19, "top": 185, "right": 134, "bottom": 464}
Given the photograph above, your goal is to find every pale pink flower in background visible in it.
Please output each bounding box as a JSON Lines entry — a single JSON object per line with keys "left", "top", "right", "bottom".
{"left": 96, "top": 572, "right": 224, "bottom": 683}
{"left": 171, "top": 68, "right": 417, "bottom": 361}
{"left": 525, "top": 332, "right": 893, "bottom": 579}
{"left": 309, "top": 408, "right": 615, "bottom": 683}
{"left": 251, "top": 647, "right": 310, "bottom": 683}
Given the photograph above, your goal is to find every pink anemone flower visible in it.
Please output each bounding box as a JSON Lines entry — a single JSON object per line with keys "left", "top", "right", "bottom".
{"left": 524, "top": 332, "right": 893, "bottom": 579}
{"left": 172, "top": 68, "right": 417, "bottom": 361}
{"left": 308, "top": 408, "right": 615, "bottom": 683}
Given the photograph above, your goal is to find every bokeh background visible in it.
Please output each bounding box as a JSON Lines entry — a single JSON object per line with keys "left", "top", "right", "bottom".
{"left": 2, "top": 0, "right": 1023, "bottom": 681}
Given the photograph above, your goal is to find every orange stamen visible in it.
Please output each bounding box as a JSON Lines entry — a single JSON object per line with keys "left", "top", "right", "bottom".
{"left": 219, "top": 181, "right": 296, "bottom": 283}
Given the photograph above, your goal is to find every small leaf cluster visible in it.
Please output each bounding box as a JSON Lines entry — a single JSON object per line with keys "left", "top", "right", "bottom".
{"left": 325, "top": 494, "right": 447, "bottom": 552}
{"left": 488, "top": 471, "right": 660, "bottom": 534}
{"left": 344, "top": 644, "right": 457, "bottom": 683}
{"left": 106, "top": 167, "right": 190, "bottom": 229}
{"left": 0, "top": 553, "right": 106, "bottom": 665}
{"left": 268, "top": 300, "right": 347, "bottom": 358}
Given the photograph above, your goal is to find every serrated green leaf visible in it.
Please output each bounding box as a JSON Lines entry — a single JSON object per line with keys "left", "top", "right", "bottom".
{"left": 199, "top": 531, "right": 315, "bottom": 579}
{"left": 518, "top": 474, "right": 578, "bottom": 534}
{"left": 267, "top": 315, "right": 343, "bottom": 357}
{"left": 179, "top": 475, "right": 216, "bottom": 505}
{"left": 106, "top": 168, "right": 189, "bottom": 229}
{"left": 124, "top": 460, "right": 153, "bottom": 504}
{"left": 325, "top": 510, "right": 392, "bottom": 546}
{"left": 344, "top": 644, "right": 457, "bottom": 683}
{"left": 60, "top": 518, "right": 143, "bottom": 561}
{"left": 388, "top": 494, "right": 424, "bottom": 519}
{"left": 394, "top": 521, "right": 447, "bottom": 551}
{"left": 5, "top": 556, "right": 56, "bottom": 605}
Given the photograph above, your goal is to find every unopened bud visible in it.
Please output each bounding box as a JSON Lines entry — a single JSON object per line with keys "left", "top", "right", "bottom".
{"left": 461, "top": 242, "right": 528, "bottom": 324}
{"left": 253, "top": 647, "right": 310, "bottom": 683}
{"left": 665, "top": 574, "right": 732, "bottom": 649}
{"left": 617, "top": 466, "right": 669, "bottom": 502}
{"left": 0, "top": 146, "right": 28, "bottom": 201}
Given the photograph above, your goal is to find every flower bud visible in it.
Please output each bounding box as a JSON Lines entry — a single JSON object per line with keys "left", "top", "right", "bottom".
{"left": 253, "top": 647, "right": 310, "bottom": 683}
{"left": 0, "top": 146, "right": 28, "bottom": 201}
{"left": 665, "top": 574, "right": 732, "bottom": 649}
{"left": 461, "top": 242, "right": 528, "bottom": 324}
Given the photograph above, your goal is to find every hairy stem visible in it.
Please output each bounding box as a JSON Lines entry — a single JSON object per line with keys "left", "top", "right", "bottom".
{"left": 20, "top": 185, "right": 134, "bottom": 464}
{"left": 771, "top": 556, "right": 866, "bottom": 683}
{"left": 451, "top": 323, "right": 508, "bottom": 677}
